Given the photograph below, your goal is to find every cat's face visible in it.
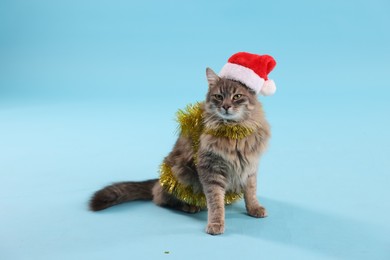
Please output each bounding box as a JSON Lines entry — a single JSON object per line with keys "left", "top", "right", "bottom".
{"left": 205, "top": 68, "right": 257, "bottom": 122}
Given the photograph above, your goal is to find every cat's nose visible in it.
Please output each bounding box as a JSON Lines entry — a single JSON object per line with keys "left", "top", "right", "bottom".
{"left": 223, "top": 105, "right": 231, "bottom": 111}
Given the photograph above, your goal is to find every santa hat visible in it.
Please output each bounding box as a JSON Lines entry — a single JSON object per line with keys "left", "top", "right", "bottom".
{"left": 219, "top": 52, "right": 277, "bottom": 96}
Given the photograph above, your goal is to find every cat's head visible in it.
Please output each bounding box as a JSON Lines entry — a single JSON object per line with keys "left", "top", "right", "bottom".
{"left": 205, "top": 68, "right": 259, "bottom": 122}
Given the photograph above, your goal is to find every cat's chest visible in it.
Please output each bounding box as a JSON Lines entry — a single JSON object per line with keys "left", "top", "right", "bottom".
{"left": 201, "top": 134, "right": 262, "bottom": 160}
{"left": 200, "top": 134, "right": 262, "bottom": 191}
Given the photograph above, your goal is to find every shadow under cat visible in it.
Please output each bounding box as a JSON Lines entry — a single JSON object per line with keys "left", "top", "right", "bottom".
{"left": 229, "top": 197, "right": 389, "bottom": 260}
{"left": 98, "top": 196, "right": 389, "bottom": 259}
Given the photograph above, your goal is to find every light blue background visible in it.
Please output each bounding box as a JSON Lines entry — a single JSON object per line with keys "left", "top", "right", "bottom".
{"left": 1, "top": 0, "right": 389, "bottom": 259}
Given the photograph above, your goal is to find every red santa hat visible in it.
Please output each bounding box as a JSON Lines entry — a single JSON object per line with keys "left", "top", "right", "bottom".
{"left": 219, "top": 52, "right": 277, "bottom": 96}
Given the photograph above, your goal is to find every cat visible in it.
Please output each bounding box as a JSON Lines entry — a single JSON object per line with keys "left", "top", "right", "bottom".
{"left": 89, "top": 67, "right": 271, "bottom": 235}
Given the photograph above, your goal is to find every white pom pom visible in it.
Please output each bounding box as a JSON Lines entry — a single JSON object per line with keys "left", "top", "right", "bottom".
{"left": 260, "top": 79, "right": 276, "bottom": 96}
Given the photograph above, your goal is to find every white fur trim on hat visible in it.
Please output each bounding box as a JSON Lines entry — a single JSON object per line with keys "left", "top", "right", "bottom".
{"left": 260, "top": 79, "right": 276, "bottom": 96}
{"left": 219, "top": 63, "right": 264, "bottom": 94}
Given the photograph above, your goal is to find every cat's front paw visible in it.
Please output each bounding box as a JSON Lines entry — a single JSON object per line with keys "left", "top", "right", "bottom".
{"left": 247, "top": 206, "right": 268, "bottom": 218}
{"left": 206, "top": 223, "right": 225, "bottom": 235}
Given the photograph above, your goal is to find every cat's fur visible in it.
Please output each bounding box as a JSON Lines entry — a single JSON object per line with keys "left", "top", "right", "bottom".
{"left": 89, "top": 68, "right": 270, "bottom": 235}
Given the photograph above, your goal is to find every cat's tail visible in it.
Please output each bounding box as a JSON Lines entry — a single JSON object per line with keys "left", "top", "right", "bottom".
{"left": 89, "top": 179, "right": 158, "bottom": 211}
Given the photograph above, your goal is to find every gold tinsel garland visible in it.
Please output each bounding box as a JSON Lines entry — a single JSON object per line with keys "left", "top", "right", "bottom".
{"left": 177, "top": 102, "right": 255, "bottom": 141}
{"left": 176, "top": 103, "right": 204, "bottom": 162}
{"left": 205, "top": 125, "right": 254, "bottom": 140}
{"left": 159, "top": 102, "right": 255, "bottom": 208}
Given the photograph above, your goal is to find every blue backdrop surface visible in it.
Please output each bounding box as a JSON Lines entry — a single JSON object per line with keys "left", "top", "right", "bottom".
{"left": 1, "top": 0, "right": 389, "bottom": 259}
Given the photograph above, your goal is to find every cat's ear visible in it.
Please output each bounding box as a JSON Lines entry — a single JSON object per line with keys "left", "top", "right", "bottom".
{"left": 206, "top": 67, "right": 220, "bottom": 87}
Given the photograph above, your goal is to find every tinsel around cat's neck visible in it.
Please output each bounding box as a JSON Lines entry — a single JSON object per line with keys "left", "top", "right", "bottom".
{"left": 177, "top": 102, "right": 257, "bottom": 140}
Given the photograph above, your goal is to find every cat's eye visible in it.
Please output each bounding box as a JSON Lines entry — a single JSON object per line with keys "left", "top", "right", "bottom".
{"left": 214, "top": 94, "right": 223, "bottom": 101}
{"left": 232, "top": 94, "right": 242, "bottom": 100}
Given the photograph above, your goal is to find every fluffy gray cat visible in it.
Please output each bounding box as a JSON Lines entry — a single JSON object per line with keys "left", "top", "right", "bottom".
{"left": 90, "top": 68, "right": 271, "bottom": 235}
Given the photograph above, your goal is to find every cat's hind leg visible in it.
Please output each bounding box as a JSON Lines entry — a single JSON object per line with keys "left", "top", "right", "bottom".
{"left": 152, "top": 183, "right": 201, "bottom": 213}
